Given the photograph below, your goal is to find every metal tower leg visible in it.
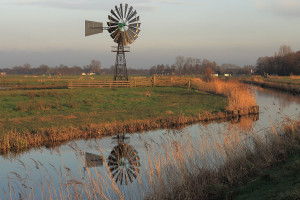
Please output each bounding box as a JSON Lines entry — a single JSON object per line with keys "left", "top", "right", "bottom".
{"left": 114, "top": 44, "right": 128, "bottom": 81}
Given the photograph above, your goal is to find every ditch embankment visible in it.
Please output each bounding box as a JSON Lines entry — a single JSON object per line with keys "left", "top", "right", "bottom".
{"left": 241, "top": 78, "right": 300, "bottom": 95}
{"left": 147, "top": 120, "right": 300, "bottom": 200}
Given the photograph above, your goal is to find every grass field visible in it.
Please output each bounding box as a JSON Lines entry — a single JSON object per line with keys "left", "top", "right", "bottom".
{"left": 0, "top": 87, "right": 227, "bottom": 136}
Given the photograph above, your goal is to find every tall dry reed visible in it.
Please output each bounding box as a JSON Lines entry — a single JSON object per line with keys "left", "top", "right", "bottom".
{"left": 191, "top": 78, "right": 256, "bottom": 110}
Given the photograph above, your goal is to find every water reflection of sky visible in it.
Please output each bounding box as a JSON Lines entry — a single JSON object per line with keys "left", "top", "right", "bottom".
{"left": 0, "top": 87, "right": 299, "bottom": 199}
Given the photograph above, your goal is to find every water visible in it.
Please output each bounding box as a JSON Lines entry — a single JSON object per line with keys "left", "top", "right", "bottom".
{"left": 0, "top": 87, "right": 299, "bottom": 199}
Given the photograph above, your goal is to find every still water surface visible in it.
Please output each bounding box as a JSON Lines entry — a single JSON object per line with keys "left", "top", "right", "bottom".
{"left": 0, "top": 87, "right": 299, "bottom": 199}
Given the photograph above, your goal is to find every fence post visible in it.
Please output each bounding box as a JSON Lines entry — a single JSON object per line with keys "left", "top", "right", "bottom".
{"left": 170, "top": 76, "right": 173, "bottom": 86}
{"left": 152, "top": 75, "right": 156, "bottom": 87}
{"left": 188, "top": 79, "right": 191, "bottom": 90}
{"left": 134, "top": 80, "right": 136, "bottom": 87}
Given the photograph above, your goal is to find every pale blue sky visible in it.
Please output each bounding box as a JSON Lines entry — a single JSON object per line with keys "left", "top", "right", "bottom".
{"left": 1, "top": 0, "right": 300, "bottom": 68}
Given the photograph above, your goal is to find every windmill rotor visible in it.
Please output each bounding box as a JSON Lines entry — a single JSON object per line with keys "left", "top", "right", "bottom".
{"left": 107, "top": 4, "right": 141, "bottom": 46}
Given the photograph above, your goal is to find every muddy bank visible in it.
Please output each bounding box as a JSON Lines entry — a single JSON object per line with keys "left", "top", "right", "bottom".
{"left": 0, "top": 106, "right": 259, "bottom": 155}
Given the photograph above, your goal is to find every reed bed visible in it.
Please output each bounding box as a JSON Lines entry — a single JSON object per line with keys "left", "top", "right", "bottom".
{"left": 3, "top": 119, "right": 299, "bottom": 200}
{"left": 191, "top": 78, "right": 257, "bottom": 110}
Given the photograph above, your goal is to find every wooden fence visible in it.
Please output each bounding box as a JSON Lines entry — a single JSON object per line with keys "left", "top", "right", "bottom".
{"left": 68, "top": 76, "right": 194, "bottom": 89}
{"left": 68, "top": 78, "right": 151, "bottom": 89}
{"left": 68, "top": 76, "right": 211, "bottom": 91}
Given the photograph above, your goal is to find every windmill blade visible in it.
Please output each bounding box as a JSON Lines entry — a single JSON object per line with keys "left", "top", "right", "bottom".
{"left": 111, "top": 9, "right": 120, "bottom": 20}
{"left": 128, "top": 26, "right": 141, "bottom": 35}
{"left": 126, "top": 6, "right": 133, "bottom": 19}
{"left": 107, "top": 21, "right": 119, "bottom": 27}
{"left": 85, "top": 20, "right": 103, "bottom": 36}
{"left": 122, "top": 32, "right": 129, "bottom": 46}
{"left": 108, "top": 26, "right": 118, "bottom": 33}
{"left": 124, "top": 31, "right": 134, "bottom": 44}
{"left": 110, "top": 29, "right": 120, "bottom": 39}
{"left": 127, "top": 10, "right": 137, "bottom": 21}
{"left": 120, "top": 4, "right": 123, "bottom": 18}
{"left": 127, "top": 29, "right": 138, "bottom": 40}
{"left": 114, "top": 31, "right": 122, "bottom": 43}
{"left": 124, "top": 4, "right": 128, "bottom": 18}
{"left": 115, "top": 5, "right": 122, "bottom": 19}
{"left": 128, "top": 16, "right": 139, "bottom": 24}
{"left": 129, "top": 23, "right": 141, "bottom": 29}
{"left": 127, "top": 29, "right": 135, "bottom": 39}
{"left": 108, "top": 15, "right": 119, "bottom": 23}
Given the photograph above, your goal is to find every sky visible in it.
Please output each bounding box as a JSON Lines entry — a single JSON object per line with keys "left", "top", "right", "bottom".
{"left": 1, "top": 0, "right": 300, "bottom": 69}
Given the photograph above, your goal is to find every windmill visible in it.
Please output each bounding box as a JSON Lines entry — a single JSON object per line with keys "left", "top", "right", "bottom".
{"left": 85, "top": 3, "right": 141, "bottom": 81}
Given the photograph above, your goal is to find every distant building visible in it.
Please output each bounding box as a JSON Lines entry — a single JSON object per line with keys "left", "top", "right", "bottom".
{"left": 82, "top": 73, "right": 86, "bottom": 76}
{"left": 0, "top": 72, "right": 6, "bottom": 76}
{"left": 224, "top": 74, "right": 231, "bottom": 77}
{"left": 213, "top": 74, "right": 218, "bottom": 77}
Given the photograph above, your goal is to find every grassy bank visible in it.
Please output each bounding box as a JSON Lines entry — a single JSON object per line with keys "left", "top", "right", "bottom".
{"left": 239, "top": 76, "right": 300, "bottom": 95}
{"left": 147, "top": 120, "right": 300, "bottom": 200}
{"left": 0, "top": 87, "right": 230, "bottom": 154}
{"left": 1, "top": 76, "right": 259, "bottom": 154}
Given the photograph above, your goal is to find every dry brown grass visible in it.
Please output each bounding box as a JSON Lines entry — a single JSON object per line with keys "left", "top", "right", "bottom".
{"left": 213, "top": 79, "right": 256, "bottom": 110}
{"left": 290, "top": 75, "right": 300, "bottom": 79}
{"left": 190, "top": 78, "right": 256, "bottom": 110}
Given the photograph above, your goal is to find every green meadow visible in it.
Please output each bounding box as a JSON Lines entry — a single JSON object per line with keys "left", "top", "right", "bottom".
{"left": 0, "top": 87, "right": 227, "bottom": 135}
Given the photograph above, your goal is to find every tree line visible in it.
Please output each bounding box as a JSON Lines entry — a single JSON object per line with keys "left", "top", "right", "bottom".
{"left": 149, "top": 56, "right": 253, "bottom": 76}
{"left": 256, "top": 45, "right": 300, "bottom": 76}
{"left": 0, "top": 60, "right": 101, "bottom": 76}
{"left": 1, "top": 57, "right": 254, "bottom": 76}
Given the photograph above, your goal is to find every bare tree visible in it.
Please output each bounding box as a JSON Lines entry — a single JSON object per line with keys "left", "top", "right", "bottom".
{"left": 203, "top": 67, "right": 214, "bottom": 82}
{"left": 275, "top": 45, "right": 292, "bottom": 57}
{"left": 175, "top": 56, "right": 185, "bottom": 75}
{"left": 89, "top": 60, "right": 101, "bottom": 74}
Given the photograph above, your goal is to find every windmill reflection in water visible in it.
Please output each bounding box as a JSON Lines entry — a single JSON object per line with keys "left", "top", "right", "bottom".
{"left": 84, "top": 134, "right": 140, "bottom": 185}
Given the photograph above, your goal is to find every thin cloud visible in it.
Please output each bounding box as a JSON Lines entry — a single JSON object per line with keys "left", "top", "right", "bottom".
{"left": 11, "top": 0, "right": 156, "bottom": 11}
{"left": 10, "top": 0, "right": 198, "bottom": 11}
{"left": 147, "top": 0, "right": 201, "bottom": 5}
{"left": 253, "top": 0, "right": 300, "bottom": 18}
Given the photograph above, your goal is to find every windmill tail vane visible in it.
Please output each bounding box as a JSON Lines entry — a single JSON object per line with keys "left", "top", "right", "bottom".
{"left": 85, "top": 3, "right": 141, "bottom": 81}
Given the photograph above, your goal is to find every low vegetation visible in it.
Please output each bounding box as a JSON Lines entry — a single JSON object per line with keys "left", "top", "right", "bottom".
{"left": 240, "top": 75, "right": 300, "bottom": 94}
